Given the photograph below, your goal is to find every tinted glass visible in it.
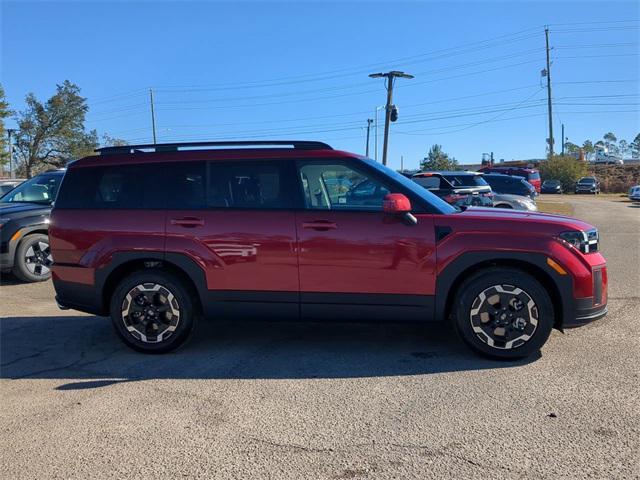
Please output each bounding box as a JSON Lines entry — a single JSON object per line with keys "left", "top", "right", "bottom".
{"left": 207, "top": 162, "right": 291, "bottom": 209}
{"left": 361, "top": 159, "right": 457, "bottom": 214}
{"left": 412, "top": 176, "right": 441, "bottom": 189}
{"left": 56, "top": 165, "right": 166, "bottom": 209}
{"left": 484, "top": 176, "right": 508, "bottom": 189}
{"left": 578, "top": 178, "right": 596, "bottom": 185}
{"left": 0, "top": 174, "right": 63, "bottom": 205}
{"left": 528, "top": 172, "right": 540, "bottom": 181}
{"left": 165, "top": 162, "right": 206, "bottom": 209}
{"left": 442, "top": 175, "right": 488, "bottom": 187}
{"left": 299, "top": 162, "right": 391, "bottom": 211}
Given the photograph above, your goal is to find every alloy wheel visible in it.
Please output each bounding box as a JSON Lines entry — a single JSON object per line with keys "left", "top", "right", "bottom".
{"left": 24, "top": 241, "right": 53, "bottom": 277}
{"left": 121, "top": 283, "right": 181, "bottom": 343}
{"left": 469, "top": 284, "right": 538, "bottom": 350}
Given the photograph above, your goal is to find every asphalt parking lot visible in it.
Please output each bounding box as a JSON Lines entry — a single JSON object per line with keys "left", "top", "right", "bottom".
{"left": 1, "top": 195, "right": 639, "bottom": 479}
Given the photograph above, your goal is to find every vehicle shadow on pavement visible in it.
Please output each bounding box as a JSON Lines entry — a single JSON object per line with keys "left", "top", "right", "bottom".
{"left": 0, "top": 315, "right": 538, "bottom": 388}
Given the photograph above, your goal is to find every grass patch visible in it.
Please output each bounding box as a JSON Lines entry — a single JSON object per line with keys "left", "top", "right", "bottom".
{"left": 537, "top": 201, "right": 574, "bottom": 216}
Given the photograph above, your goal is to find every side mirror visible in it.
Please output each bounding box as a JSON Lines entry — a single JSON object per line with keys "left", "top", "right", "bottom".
{"left": 383, "top": 193, "right": 418, "bottom": 225}
{"left": 383, "top": 193, "right": 412, "bottom": 214}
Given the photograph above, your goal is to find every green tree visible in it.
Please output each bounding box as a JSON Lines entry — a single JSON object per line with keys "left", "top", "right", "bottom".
{"left": 102, "top": 134, "right": 128, "bottom": 147}
{"left": 420, "top": 144, "right": 458, "bottom": 171}
{"left": 539, "top": 155, "right": 588, "bottom": 192}
{"left": 14, "top": 80, "right": 98, "bottom": 177}
{"left": 564, "top": 141, "right": 580, "bottom": 154}
{"left": 602, "top": 132, "right": 618, "bottom": 155}
{"left": 618, "top": 139, "right": 629, "bottom": 159}
{"left": 581, "top": 140, "right": 594, "bottom": 154}
{"left": 0, "top": 84, "right": 12, "bottom": 168}
{"left": 630, "top": 133, "right": 640, "bottom": 159}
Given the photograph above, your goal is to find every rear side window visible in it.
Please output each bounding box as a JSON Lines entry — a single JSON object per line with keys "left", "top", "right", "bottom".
{"left": 412, "top": 176, "right": 442, "bottom": 189}
{"left": 56, "top": 165, "right": 165, "bottom": 209}
{"left": 164, "top": 162, "right": 206, "bottom": 209}
{"left": 443, "top": 175, "right": 488, "bottom": 187}
{"left": 207, "top": 161, "right": 292, "bottom": 209}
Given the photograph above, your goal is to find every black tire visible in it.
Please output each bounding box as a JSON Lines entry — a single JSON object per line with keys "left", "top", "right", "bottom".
{"left": 109, "top": 269, "right": 196, "bottom": 353}
{"left": 12, "top": 233, "right": 53, "bottom": 282}
{"left": 452, "top": 268, "right": 554, "bottom": 360}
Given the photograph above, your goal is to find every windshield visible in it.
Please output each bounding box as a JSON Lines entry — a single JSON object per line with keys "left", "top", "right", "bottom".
{"left": 579, "top": 178, "right": 595, "bottom": 184}
{"left": 361, "top": 159, "right": 457, "bottom": 214}
{"left": 543, "top": 180, "right": 559, "bottom": 186}
{"left": 442, "top": 174, "right": 488, "bottom": 187}
{"left": 0, "top": 174, "right": 63, "bottom": 204}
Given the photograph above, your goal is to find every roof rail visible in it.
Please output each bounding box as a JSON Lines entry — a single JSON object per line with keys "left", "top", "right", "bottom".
{"left": 95, "top": 140, "right": 333, "bottom": 155}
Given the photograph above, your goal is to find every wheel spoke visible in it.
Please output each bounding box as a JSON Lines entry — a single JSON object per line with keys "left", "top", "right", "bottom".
{"left": 122, "top": 283, "right": 180, "bottom": 344}
{"left": 470, "top": 284, "right": 537, "bottom": 350}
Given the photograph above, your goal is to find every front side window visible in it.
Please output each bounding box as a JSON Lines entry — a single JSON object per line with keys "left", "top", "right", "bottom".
{"left": 207, "top": 161, "right": 291, "bottom": 209}
{"left": 0, "top": 174, "right": 63, "bottom": 205}
{"left": 298, "top": 162, "right": 391, "bottom": 210}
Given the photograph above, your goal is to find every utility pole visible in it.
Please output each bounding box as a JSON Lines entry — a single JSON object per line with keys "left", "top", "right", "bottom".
{"left": 7, "top": 128, "right": 15, "bottom": 179}
{"left": 149, "top": 88, "right": 157, "bottom": 144}
{"left": 365, "top": 118, "right": 373, "bottom": 157}
{"left": 369, "top": 71, "right": 414, "bottom": 166}
{"left": 400, "top": 155, "right": 404, "bottom": 172}
{"left": 561, "top": 124, "right": 565, "bottom": 155}
{"left": 545, "top": 27, "right": 554, "bottom": 157}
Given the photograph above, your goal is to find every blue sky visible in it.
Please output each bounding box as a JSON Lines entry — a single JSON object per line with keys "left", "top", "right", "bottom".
{"left": 2, "top": 0, "right": 638, "bottom": 170}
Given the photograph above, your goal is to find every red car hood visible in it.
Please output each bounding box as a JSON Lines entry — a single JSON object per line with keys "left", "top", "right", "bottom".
{"left": 435, "top": 207, "right": 595, "bottom": 235}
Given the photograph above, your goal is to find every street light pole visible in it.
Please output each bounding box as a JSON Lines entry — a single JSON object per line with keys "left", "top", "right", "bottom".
{"left": 7, "top": 128, "right": 15, "bottom": 179}
{"left": 369, "top": 71, "right": 414, "bottom": 166}
{"left": 365, "top": 118, "right": 373, "bottom": 157}
{"left": 374, "top": 105, "right": 384, "bottom": 161}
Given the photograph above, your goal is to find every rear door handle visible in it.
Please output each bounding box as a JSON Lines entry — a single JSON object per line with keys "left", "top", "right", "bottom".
{"left": 170, "top": 217, "right": 205, "bottom": 228}
{"left": 302, "top": 221, "right": 337, "bottom": 231}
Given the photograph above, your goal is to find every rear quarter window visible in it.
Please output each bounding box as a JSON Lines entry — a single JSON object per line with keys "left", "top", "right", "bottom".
{"left": 55, "top": 164, "right": 167, "bottom": 209}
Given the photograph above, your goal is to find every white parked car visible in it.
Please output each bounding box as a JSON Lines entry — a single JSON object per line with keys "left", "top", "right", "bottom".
{"left": 629, "top": 185, "right": 640, "bottom": 202}
{"left": 492, "top": 193, "right": 538, "bottom": 211}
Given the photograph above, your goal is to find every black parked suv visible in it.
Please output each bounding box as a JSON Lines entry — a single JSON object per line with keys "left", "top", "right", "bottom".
{"left": 0, "top": 170, "right": 65, "bottom": 282}
{"left": 411, "top": 171, "right": 493, "bottom": 207}
{"left": 482, "top": 174, "right": 537, "bottom": 200}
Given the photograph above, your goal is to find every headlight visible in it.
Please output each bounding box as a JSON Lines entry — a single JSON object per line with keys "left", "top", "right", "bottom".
{"left": 518, "top": 200, "right": 538, "bottom": 211}
{"left": 558, "top": 229, "right": 598, "bottom": 253}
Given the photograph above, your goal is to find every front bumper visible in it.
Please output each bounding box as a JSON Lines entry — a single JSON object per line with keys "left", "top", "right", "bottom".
{"left": 564, "top": 299, "right": 608, "bottom": 328}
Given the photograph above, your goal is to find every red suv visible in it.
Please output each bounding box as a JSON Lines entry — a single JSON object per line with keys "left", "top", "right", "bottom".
{"left": 49, "top": 141, "right": 607, "bottom": 359}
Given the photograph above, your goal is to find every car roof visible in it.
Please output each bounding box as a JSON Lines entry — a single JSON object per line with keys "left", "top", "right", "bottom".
{"left": 484, "top": 166, "right": 538, "bottom": 172}
{"left": 413, "top": 171, "right": 481, "bottom": 177}
{"left": 483, "top": 173, "right": 524, "bottom": 180}
{"left": 71, "top": 141, "right": 361, "bottom": 168}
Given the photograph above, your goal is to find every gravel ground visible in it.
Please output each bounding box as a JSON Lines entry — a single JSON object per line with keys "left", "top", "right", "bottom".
{"left": 1, "top": 196, "right": 639, "bottom": 479}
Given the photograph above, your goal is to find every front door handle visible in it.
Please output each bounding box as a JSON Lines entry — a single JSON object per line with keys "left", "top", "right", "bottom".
{"left": 171, "top": 217, "right": 205, "bottom": 228}
{"left": 302, "top": 221, "right": 337, "bottom": 231}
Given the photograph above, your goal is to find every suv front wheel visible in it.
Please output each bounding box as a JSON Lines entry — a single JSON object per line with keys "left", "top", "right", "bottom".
{"left": 110, "top": 270, "right": 196, "bottom": 353}
{"left": 453, "top": 268, "right": 554, "bottom": 360}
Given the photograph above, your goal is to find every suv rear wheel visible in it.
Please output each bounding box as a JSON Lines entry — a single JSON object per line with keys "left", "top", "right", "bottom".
{"left": 110, "top": 270, "right": 196, "bottom": 353}
{"left": 453, "top": 268, "right": 554, "bottom": 360}
{"left": 13, "top": 233, "right": 53, "bottom": 282}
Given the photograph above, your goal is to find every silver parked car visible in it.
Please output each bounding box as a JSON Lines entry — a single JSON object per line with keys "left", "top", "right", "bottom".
{"left": 629, "top": 185, "right": 640, "bottom": 202}
{"left": 492, "top": 193, "right": 538, "bottom": 211}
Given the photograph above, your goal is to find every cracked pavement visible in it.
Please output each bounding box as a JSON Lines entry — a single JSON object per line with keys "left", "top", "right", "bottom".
{"left": 1, "top": 195, "right": 639, "bottom": 479}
